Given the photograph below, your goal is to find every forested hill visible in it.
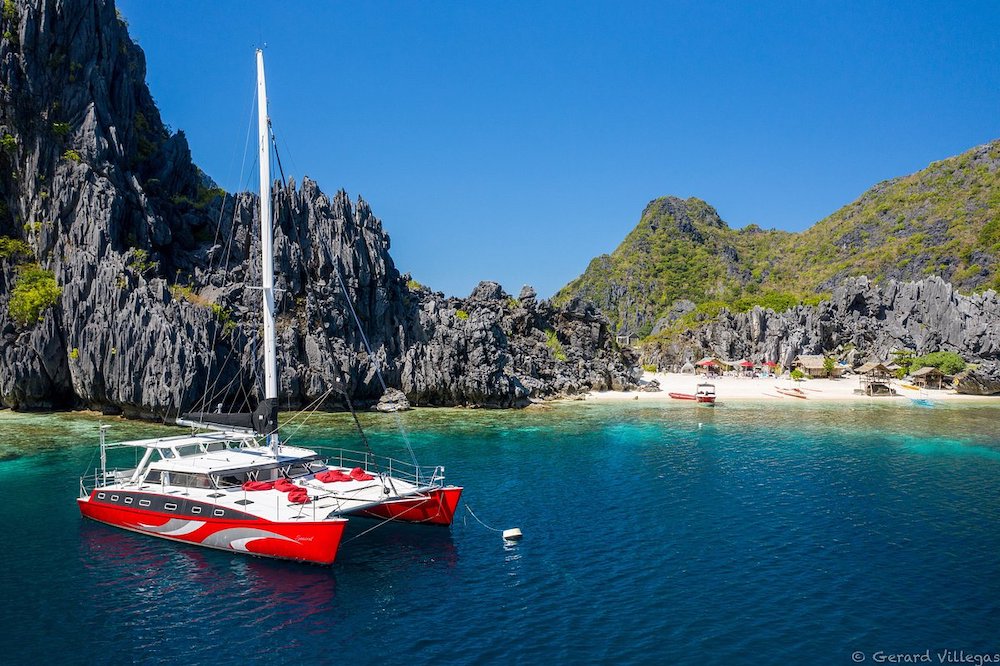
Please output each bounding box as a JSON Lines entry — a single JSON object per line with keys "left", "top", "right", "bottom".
{"left": 556, "top": 139, "right": 1000, "bottom": 336}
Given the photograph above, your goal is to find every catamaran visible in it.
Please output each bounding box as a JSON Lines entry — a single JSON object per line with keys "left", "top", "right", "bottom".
{"left": 77, "top": 50, "right": 462, "bottom": 565}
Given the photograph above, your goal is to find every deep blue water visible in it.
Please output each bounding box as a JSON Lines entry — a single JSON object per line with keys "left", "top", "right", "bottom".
{"left": 1, "top": 401, "right": 998, "bottom": 665}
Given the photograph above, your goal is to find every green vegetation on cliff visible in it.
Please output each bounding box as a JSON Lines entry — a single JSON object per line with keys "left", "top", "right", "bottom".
{"left": 9, "top": 265, "right": 61, "bottom": 326}
{"left": 556, "top": 139, "right": 1000, "bottom": 336}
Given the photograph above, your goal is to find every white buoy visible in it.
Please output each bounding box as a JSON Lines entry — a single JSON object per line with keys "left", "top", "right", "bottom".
{"left": 502, "top": 528, "right": 523, "bottom": 541}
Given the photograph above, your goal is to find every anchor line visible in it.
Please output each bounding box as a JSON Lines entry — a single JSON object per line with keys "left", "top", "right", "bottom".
{"left": 464, "top": 504, "right": 503, "bottom": 533}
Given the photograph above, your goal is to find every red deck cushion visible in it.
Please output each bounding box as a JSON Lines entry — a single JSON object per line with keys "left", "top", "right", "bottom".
{"left": 315, "top": 470, "right": 353, "bottom": 483}
{"left": 242, "top": 481, "right": 274, "bottom": 491}
{"left": 287, "top": 489, "right": 310, "bottom": 504}
{"left": 349, "top": 467, "right": 374, "bottom": 481}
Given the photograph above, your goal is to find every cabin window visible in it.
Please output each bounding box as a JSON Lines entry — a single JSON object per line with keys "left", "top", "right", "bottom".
{"left": 168, "top": 472, "right": 214, "bottom": 489}
{"left": 97, "top": 493, "right": 106, "bottom": 500}
{"left": 286, "top": 463, "right": 316, "bottom": 478}
{"left": 139, "top": 500, "right": 151, "bottom": 507}
{"left": 158, "top": 449, "right": 174, "bottom": 459}
{"left": 256, "top": 468, "right": 279, "bottom": 482}
{"left": 164, "top": 503, "right": 177, "bottom": 511}
{"left": 175, "top": 444, "right": 203, "bottom": 457}
{"left": 111, "top": 495, "right": 119, "bottom": 502}
{"left": 213, "top": 509, "right": 225, "bottom": 517}
{"left": 216, "top": 472, "right": 248, "bottom": 488}
{"left": 124, "top": 497, "right": 133, "bottom": 505}
{"left": 144, "top": 470, "right": 162, "bottom": 483}
{"left": 205, "top": 441, "right": 226, "bottom": 452}
{"left": 191, "top": 506, "right": 202, "bottom": 515}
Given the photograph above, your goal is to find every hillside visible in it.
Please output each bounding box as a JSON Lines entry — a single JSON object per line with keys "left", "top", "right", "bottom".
{"left": 556, "top": 139, "right": 1000, "bottom": 335}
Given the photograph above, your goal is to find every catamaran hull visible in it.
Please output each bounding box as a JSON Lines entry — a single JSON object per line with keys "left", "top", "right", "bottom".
{"left": 77, "top": 494, "right": 347, "bottom": 565}
{"left": 349, "top": 486, "right": 463, "bottom": 526}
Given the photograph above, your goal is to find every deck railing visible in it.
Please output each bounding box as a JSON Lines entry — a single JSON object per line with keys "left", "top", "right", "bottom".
{"left": 79, "top": 468, "right": 137, "bottom": 497}
{"left": 308, "top": 446, "right": 446, "bottom": 488}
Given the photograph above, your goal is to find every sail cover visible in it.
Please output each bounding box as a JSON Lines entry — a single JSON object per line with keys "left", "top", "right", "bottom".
{"left": 182, "top": 399, "right": 278, "bottom": 436}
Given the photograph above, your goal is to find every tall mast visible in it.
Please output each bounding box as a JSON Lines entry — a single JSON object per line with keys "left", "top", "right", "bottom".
{"left": 256, "top": 49, "right": 279, "bottom": 455}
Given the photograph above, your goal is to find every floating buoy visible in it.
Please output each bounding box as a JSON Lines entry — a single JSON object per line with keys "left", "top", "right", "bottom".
{"left": 502, "top": 528, "right": 523, "bottom": 541}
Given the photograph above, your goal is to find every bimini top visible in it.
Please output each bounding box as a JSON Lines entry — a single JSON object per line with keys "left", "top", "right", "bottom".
{"left": 114, "top": 431, "right": 256, "bottom": 450}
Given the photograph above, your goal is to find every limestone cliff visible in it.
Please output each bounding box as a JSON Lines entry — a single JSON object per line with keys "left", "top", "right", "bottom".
{"left": 642, "top": 276, "right": 1000, "bottom": 371}
{"left": 0, "top": 0, "right": 635, "bottom": 414}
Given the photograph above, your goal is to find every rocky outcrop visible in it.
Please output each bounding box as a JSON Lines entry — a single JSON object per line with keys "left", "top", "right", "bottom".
{"left": 0, "top": 0, "right": 635, "bottom": 414}
{"left": 644, "top": 276, "right": 1000, "bottom": 369}
{"left": 373, "top": 388, "right": 410, "bottom": 412}
{"left": 953, "top": 362, "right": 1000, "bottom": 396}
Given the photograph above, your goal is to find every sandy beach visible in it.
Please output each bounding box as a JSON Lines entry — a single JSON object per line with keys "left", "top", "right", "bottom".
{"left": 580, "top": 372, "right": 998, "bottom": 404}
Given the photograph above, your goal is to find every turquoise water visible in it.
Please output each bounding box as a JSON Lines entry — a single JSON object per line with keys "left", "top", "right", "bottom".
{"left": 1, "top": 402, "right": 998, "bottom": 664}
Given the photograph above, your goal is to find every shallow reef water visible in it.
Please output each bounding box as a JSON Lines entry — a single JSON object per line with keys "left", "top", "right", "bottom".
{"left": 1, "top": 401, "right": 998, "bottom": 664}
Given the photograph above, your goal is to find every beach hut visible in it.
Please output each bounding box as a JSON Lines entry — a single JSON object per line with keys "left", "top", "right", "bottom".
{"left": 793, "top": 355, "right": 843, "bottom": 378}
{"left": 615, "top": 330, "right": 638, "bottom": 346}
{"left": 911, "top": 366, "right": 945, "bottom": 389}
{"left": 855, "top": 361, "right": 895, "bottom": 396}
{"left": 695, "top": 357, "right": 721, "bottom": 376}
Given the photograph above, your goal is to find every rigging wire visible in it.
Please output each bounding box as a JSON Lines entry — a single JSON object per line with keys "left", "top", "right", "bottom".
{"left": 333, "top": 265, "right": 420, "bottom": 471}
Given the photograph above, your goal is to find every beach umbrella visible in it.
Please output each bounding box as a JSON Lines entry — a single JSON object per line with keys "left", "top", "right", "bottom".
{"left": 763, "top": 361, "right": 778, "bottom": 367}
{"left": 695, "top": 358, "right": 717, "bottom": 367}
{"left": 739, "top": 360, "right": 754, "bottom": 368}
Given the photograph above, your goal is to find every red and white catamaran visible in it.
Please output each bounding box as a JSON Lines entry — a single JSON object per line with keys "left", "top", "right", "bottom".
{"left": 77, "top": 51, "right": 462, "bottom": 565}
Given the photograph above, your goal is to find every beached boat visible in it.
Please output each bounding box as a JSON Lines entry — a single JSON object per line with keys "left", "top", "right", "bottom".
{"left": 668, "top": 383, "right": 716, "bottom": 404}
{"left": 775, "top": 386, "right": 808, "bottom": 399}
{"left": 77, "top": 51, "right": 462, "bottom": 565}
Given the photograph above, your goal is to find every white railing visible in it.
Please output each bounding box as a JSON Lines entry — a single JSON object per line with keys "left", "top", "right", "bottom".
{"left": 308, "top": 447, "right": 446, "bottom": 488}
{"left": 79, "top": 468, "right": 137, "bottom": 497}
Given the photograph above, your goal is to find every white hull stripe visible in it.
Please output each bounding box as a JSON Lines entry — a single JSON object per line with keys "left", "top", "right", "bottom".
{"left": 202, "top": 528, "right": 297, "bottom": 551}
{"left": 138, "top": 519, "right": 206, "bottom": 537}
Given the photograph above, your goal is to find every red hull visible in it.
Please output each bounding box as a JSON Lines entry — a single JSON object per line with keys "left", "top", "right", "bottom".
{"left": 350, "top": 486, "right": 463, "bottom": 525}
{"left": 78, "top": 493, "right": 347, "bottom": 565}
{"left": 669, "top": 393, "right": 716, "bottom": 404}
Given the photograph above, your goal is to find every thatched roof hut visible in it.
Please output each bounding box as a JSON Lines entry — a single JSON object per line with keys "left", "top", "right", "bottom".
{"left": 794, "top": 355, "right": 843, "bottom": 378}
{"left": 911, "top": 366, "right": 946, "bottom": 389}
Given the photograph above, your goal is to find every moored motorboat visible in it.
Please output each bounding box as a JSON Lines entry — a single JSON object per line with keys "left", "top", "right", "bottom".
{"left": 669, "top": 383, "right": 716, "bottom": 404}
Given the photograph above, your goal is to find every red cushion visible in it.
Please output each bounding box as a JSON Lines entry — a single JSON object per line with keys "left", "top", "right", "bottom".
{"left": 315, "top": 470, "right": 352, "bottom": 483}
{"left": 287, "top": 489, "right": 309, "bottom": 504}
{"left": 242, "top": 481, "right": 274, "bottom": 491}
{"left": 349, "top": 467, "right": 374, "bottom": 481}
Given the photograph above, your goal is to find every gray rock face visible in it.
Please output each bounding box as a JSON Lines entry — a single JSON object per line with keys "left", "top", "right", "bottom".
{"left": 953, "top": 362, "right": 1000, "bottom": 396}
{"left": 644, "top": 276, "right": 1000, "bottom": 369}
{"left": 0, "top": 0, "right": 636, "bottom": 414}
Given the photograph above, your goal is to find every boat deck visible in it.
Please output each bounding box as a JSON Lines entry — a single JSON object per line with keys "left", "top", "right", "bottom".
{"left": 81, "top": 466, "right": 436, "bottom": 523}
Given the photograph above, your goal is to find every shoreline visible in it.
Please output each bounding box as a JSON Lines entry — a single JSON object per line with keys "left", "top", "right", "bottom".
{"left": 574, "top": 372, "right": 1000, "bottom": 405}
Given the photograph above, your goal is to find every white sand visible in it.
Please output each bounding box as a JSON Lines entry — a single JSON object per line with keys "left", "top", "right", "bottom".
{"left": 577, "top": 372, "right": 997, "bottom": 404}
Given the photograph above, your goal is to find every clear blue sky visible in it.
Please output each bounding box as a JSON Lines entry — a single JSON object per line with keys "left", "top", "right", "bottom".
{"left": 118, "top": 1, "right": 1000, "bottom": 298}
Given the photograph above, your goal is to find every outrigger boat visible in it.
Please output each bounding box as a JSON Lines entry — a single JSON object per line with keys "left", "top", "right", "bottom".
{"left": 668, "top": 382, "right": 716, "bottom": 404}
{"left": 775, "top": 386, "right": 808, "bottom": 399}
{"left": 77, "top": 51, "right": 462, "bottom": 565}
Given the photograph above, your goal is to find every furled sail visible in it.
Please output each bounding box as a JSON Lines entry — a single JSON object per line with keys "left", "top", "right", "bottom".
{"left": 181, "top": 398, "right": 278, "bottom": 436}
